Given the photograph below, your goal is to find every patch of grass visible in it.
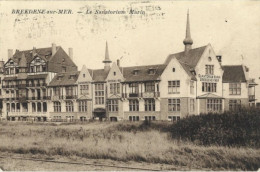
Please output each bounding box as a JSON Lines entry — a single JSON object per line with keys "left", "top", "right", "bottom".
{"left": 0, "top": 121, "right": 259, "bottom": 170}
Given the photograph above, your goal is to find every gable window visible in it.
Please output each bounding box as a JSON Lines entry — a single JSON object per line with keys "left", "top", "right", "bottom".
{"left": 202, "top": 82, "right": 217, "bottom": 92}
{"left": 205, "top": 65, "right": 214, "bottom": 75}
{"left": 80, "top": 85, "right": 89, "bottom": 95}
{"left": 168, "top": 81, "right": 180, "bottom": 94}
{"left": 95, "top": 83, "right": 104, "bottom": 104}
{"left": 229, "top": 83, "right": 241, "bottom": 95}
{"left": 172, "top": 68, "right": 175, "bottom": 72}
{"left": 30, "top": 66, "right": 34, "bottom": 73}
{"left": 53, "top": 102, "right": 61, "bottom": 112}
{"left": 78, "top": 100, "right": 87, "bottom": 112}
{"left": 36, "top": 65, "right": 41, "bottom": 72}
{"left": 168, "top": 99, "right": 180, "bottom": 112}
{"left": 129, "top": 99, "right": 139, "bottom": 111}
{"left": 83, "top": 74, "right": 85, "bottom": 78}
{"left": 145, "top": 99, "right": 155, "bottom": 111}
{"left": 108, "top": 99, "right": 118, "bottom": 112}
{"left": 110, "top": 83, "right": 120, "bottom": 94}
{"left": 113, "top": 72, "right": 116, "bottom": 76}
{"left": 62, "top": 66, "right": 66, "bottom": 73}
{"left": 66, "top": 101, "right": 74, "bottom": 112}
{"left": 10, "top": 68, "right": 14, "bottom": 74}
{"left": 145, "top": 82, "right": 155, "bottom": 92}
{"left": 229, "top": 100, "right": 241, "bottom": 111}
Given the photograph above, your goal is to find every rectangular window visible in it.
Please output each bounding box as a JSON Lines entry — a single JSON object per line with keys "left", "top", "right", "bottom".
{"left": 190, "top": 99, "right": 195, "bottom": 112}
{"left": 202, "top": 82, "right": 217, "bottom": 92}
{"left": 129, "top": 116, "right": 140, "bottom": 121}
{"left": 145, "top": 99, "right": 155, "bottom": 111}
{"left": 54, "top": 87, "right": 61, "bottom": 96}
{"left": 66, "top": 101, "right": 74, "bottom": 112}
{"left": 168, "top": 99, "right": 181, "bottom": 112}
{"left": 78, "top": 100, "right": 87, "bottom": 112}
{"left": 129, "top": 83, "right": 138, "bottom": 95}
{"left": 205, "top": 65, "right": 214, "bottom": 75}
{"left": 53, "top": 102, "right": 61, "bottom": 112}
{"left": 65, "top": 86, "right": 73, "bottom": 96}
{"left": 108, "top": 99, "right": 118, "bottom": 112}
{"left": 207, "top": 99, "right": 222, "bottom": 112}
{"left": 110, "top": 83, "right": 120, "bottom": 94}
{"left": 168, "top": 116, "right": 180, "bottom": 122}
{"left": 190, "top": 81, "right": 194, "bottom": 94}
{"left": 129, "top": 99, "right": 139, "bottom": 111}
{"left": 36, "top": 65, "right": 41, "bottom": 72}
{"left": 229, "top": 100, "right": 241, "bottom": 111}
{"left": 80, "top": 84, "right": 89, "bottom": 95}
{"left": 229, "top": 83, "right": 241, "bottom": 95}
{"left": 145, "top": 82, "right": 155, "bottom": 92}
{"left": 145, "top": 116, "right": 156, "bottom": 121}
{"left": 168, "top": 81, "right": 180, "bottom": 94}
{"left": 95, "top": 83, "right": 104, "bottom": 104}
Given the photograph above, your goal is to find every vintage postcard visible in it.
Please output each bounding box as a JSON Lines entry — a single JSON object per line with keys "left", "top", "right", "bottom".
{"left": 0, "top": 0, "right": 259, "bottom": 171}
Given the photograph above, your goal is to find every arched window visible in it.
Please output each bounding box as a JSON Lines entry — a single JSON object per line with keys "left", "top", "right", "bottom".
{"left": 32, "top": 103, "right": 36, "bottom": 112}
{"left": 43, "top": 102, "right": 47, "bottom": 112}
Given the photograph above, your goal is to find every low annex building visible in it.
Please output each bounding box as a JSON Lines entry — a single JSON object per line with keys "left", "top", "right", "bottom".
{"left": 0, "top": 12, "right": 257, "bottom": 122}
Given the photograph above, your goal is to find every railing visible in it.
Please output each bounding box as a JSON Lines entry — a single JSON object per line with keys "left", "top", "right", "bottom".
{"left": 123, "top": 92, "right": 160, "bottom": 98}
{"left": 2, "top": 85, "right": 17, "bottom": 88}
{"left": 249, "top": 95, "right": 255, "bottom": 101}
{"left": 65, "top": 95, "right": 78, "bottom": 99}
{"left": 26, "top": 83, "right": 47, "bottom": 87}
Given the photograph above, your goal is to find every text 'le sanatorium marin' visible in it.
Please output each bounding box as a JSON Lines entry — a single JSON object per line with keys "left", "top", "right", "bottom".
{"left": 11, "top": 9, "right": 146, "bottom": 15}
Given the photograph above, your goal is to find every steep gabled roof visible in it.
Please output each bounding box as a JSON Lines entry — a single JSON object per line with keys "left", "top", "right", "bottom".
{"left": 121, "top": 64, "right": 167, "bottom": 82}
{"left": 222, "top": 65, "right": 247, "bottom": 83}
{"left": 11, "top": 46, "right": 60, "bottom": 64}
{"left": 49, "top": 71, "right": 80, "bottom": 86}
{"left": 165, "top": 45, "right": 207, "bottom": 67}
{"left": 88, "top": 69, "right": 109, "bottom": 82}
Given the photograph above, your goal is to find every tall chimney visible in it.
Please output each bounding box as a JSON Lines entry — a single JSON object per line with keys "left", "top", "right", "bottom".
{"left": 52, "top": 43, "right": 56, "bottom": 55}
{"left": 32, "top": 47, "right": 37, "bottom": 57}
{"left": 8, "top": 49, "right": 13, "bottom": 59}
{"left": 68, "top": 48, "right": 73, "bottom": 60}
{"left": 117, "top": 59, "right": 120, "bottom": 67}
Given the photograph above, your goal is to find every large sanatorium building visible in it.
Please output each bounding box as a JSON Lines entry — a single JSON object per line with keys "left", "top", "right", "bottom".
{"left": 0, "top": 13, "right": 257, "bottom": 122}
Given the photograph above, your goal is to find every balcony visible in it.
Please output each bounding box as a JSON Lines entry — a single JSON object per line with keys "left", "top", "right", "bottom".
{"left": 17, "top": 84, "right": 27, "bottom": 89}
{"left": 129, "top": 93, "right": 139, "bottom": 97}
{"left": 143, "top": 92, "right": 160, "bottom": 98}
{"left": 249, "top": 95, "right": 256, "bottom": 102}
{"left": 65, "top": 95, "right": 78, "bottom": 99}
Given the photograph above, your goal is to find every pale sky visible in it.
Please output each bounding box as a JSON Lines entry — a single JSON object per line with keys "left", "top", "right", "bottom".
{"left": 0, "top": 1, "right": 259, "bottom": 100}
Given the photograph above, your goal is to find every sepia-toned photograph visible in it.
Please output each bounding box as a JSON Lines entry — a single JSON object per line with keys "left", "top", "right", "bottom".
{"left": 0, "top": 0, "right": 259, "bottom": 171}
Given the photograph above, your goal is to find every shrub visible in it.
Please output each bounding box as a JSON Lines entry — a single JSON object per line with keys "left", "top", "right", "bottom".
{"left": 170, "top": 108, "right": 260, "bottom": 148}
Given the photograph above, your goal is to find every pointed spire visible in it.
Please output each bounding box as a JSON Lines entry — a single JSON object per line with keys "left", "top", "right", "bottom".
{"left": 183, "top": 9, "right": 193, "bottom": 53}
{"left": 103, "top": 41, "right": 112, "bottom": 72}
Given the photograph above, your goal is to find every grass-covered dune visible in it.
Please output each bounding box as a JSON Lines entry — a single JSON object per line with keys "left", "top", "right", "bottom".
{"left": 0, "top": 109, "right": 259, "bottom": 170}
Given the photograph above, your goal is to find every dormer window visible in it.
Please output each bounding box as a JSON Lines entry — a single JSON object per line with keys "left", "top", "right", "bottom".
{"left": 133, "top": 69, "right": 139, "bottom": 76}
{"left": 57, "top": 74, "right": 63, "bottom": 81}
{"left": 69, "top": 75, "right": 76, "bottom": 80}
{"left": 148, "top": 68, "right": 155, "bottom": 75}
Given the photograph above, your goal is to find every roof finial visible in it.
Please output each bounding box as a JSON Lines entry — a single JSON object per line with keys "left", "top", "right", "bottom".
{"left": 183, "top": 9, "right": 193, "bottom": 53}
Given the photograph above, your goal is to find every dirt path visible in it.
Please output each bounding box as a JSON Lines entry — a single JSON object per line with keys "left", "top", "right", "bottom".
{"left": 0, "top": 152, "right": 184, "bottom": 171}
